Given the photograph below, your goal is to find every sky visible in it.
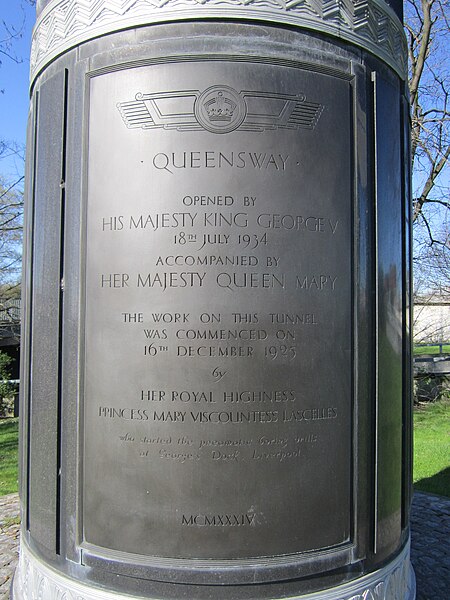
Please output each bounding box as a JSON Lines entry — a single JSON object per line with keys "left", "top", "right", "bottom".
{"left": 0, "top": 0, "right": 36, "bottom": 182}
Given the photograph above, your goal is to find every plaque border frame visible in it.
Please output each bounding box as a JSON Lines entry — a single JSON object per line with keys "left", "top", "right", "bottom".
{"left": 78, "top": 53, "right": 358, "bottom": 585}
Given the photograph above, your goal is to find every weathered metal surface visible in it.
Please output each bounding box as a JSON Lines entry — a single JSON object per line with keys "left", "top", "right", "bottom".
{"left": 83, "top": 60, "right": 353, "bottom": 560}
{"left": 17, "top": 3, "right": 412, "bottom": 598}
{"left": 27, "top": 70, "right": 65, "bottom": 555}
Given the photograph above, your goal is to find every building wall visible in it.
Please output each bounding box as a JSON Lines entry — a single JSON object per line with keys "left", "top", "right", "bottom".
{"left": 414, "top": 302, "right": 450, "bottom": 343}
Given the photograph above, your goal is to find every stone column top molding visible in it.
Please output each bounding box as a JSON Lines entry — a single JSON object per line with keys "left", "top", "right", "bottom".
{"left": 30, "top": 0, "right": 407, "bottom": 83}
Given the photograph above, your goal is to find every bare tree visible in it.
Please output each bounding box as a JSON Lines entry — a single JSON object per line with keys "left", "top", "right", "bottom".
{"left": 0, "top": 0, "right": 35, "bottom": 165}
{"left": 406, "top": 0, "right": 450, "bottom": 346}
{"left": 0, "top": 0, "right": 35, "bottom": 295}
{"left": 0, "top": 6, "right": 26, "bottom": 76}
{"left": 0, "top": 178, "right": 22, "bottom": 296}
{"left": 407, "top": 0, "right": 450, "bottom": 227}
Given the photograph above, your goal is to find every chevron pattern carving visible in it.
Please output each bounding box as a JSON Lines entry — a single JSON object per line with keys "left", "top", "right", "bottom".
{"left": 30, "top": 0, "right": 407, "bottom": 80}
{"left": 13, "top": 540, "right": 414, "bottom": 600}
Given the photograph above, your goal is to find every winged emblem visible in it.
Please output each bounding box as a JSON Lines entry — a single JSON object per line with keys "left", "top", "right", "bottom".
{"left": 117, "top": 86, "right": 323, "bottom": 134}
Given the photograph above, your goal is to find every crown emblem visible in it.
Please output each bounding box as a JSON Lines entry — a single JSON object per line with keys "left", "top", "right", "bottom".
{"left": 194, "top": 86, "right": 246, "bottom": 134}
{"left": 204, "top": 91, "right": 236, "bottom": 122}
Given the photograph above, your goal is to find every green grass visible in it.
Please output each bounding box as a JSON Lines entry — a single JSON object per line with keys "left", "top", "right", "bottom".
{"left": 0, "top": 418, "right": 19, "bottom": 496}
{"left": 414, "top": 344, "right": 450, "bottom": 355}
{"left": 414, "top": 399, "right": 450, "bottom": 497}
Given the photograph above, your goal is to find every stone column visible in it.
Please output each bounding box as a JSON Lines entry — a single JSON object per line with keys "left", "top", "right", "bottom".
{"left": 14, "top": 1, "right": 414, "bottom": 598}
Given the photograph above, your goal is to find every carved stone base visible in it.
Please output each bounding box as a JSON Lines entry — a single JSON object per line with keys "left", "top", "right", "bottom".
{"left": 12, "top": 539, "right": 415, "bottom": 600}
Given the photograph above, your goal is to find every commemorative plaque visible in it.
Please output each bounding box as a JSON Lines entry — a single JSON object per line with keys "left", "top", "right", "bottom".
{"left": 84, "top": 60, "right": 352, "bottom": 559}
{"left": 15, "top": 1, "right": 414, "bottom": 599}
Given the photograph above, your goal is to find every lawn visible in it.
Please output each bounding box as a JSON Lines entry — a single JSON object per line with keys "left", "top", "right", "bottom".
{"left": 0, "top": 404, "right": 449, "bottom": 498}
{"left": 0, "top": 417, "right": 19, "bottom": 496}
{"left": 413, "top": 398, "right": 450, "bottom": 497}
{"left": 414, "top": 344, "right": 450, "bottom": 355}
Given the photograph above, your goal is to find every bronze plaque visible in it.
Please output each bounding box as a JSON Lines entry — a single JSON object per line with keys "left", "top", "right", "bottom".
{"left": 83, "top": 60, "right": 353, "bottom": 560}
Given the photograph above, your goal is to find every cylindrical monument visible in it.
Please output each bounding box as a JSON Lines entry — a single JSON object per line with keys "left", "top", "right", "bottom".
{"left": 14, "top": 0, "right": 414, "bottom": 598}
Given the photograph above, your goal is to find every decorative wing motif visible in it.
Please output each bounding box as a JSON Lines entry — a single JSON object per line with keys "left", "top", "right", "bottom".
{"left": 117, "top": 91, "right": 201, "bottom": 131}
{"left": 240, "top": 90, "right": 323, "bottom": 131}
{"left": 117, "top": 87, "right": 324, "bottom": 134}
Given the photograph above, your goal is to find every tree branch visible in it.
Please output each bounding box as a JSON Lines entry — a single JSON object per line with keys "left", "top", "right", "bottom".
{"left": 413, "top": 143, "right": 450, "bottom": 220}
